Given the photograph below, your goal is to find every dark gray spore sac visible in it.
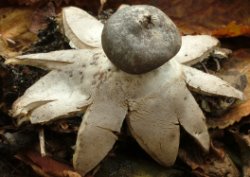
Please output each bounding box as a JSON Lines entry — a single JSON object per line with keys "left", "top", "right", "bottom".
{"left": 101, "top": 5, "right": 181, "bottom": 74}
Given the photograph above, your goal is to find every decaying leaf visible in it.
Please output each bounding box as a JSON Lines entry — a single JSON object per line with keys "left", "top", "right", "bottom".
{"left": 28, "top": 2, "right": 56, "bottom": 34}
{"left": 207, "top": 100, "right": 250, "bottom": 129}
{"left": 0, "top": 8, "right": 37, "bottom": 57}
{"left": 17, "top": 150, "right": 81, "bottom": 177}
{"left": 3, "top": 0, "right": 250, "bottom": 37}
{"left": 228, "top": 118, "right": 250, "bottom": 177}
{"left": 6, "top": 6, "right": 244, "bottom": 176}
{"left": 212, "top": 21, "right": 250, "bottom": 37}
{"left": 179, "top": 142, "right": 240, "bottom": 177}
{"left": 4, "top": 0, "right": 48, "bottom": 6}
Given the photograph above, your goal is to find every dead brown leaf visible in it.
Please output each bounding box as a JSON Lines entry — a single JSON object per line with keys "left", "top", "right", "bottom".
{"left": 2, "top": 1, "right": 250, "bottom": 37}
{"left": 212, "top": 22, "right": 250, "bottom": 38}
{"left": 208, "top": 100, "right": 250, "bottom": 129}
{"left": 0, "top": 7, "right": 37, "bottom": 57}
{"left": 4, "top": 0, "right": 49, "bottom": 6}
{"left": 228, "top": 118, "right": 250, "bottom": 177}
{"left": 179, "top": 142, "right": 240, "bottom": 177}
{"left": 0, "top": 3, "right": 58, "bottom": 57}
{"left": 2, "top": 0, "right": 102, "bottom": 14}
{"left": 29, "top": 2, "right": 56, "bottom": 34}
{"left": 17, "top": 150, "right": 82, "bottom": 177}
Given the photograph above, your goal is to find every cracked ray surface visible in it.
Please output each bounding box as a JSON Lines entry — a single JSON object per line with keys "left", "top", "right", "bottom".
{"left": 73, "top": 81, "right": 127, "bottom": 175}
{"left": 6, "top": 6, "right": 244, "bottom": 176}
{"left": 127, "top": 80, "right": 181, "bottom": 166}
{"left": 174, "top": 81, "right": 210, "bottom": 150}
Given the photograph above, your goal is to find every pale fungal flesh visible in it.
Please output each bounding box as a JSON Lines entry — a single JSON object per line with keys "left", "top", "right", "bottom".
{"left": 173, "top": 35, "right": 219, "bottom": 65}
{"left": 62, "top": 6, "right": 103, "bottom": 49}
{"left": 6, "top": 6, "right": 244, "bottom": 176}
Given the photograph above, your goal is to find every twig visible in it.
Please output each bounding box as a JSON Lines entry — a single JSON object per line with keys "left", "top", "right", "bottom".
{"left": 39, "top": 128, "right": 46, "bottom": 157}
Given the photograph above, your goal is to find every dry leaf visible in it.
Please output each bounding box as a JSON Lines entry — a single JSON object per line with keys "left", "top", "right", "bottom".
{"left": 29, "top": 2, "right": 56, "bottom": 34}
{"left": 228, "top": 118, "right": 250, "bottom": 177}
{"left": 3, "top": 1, "right": 249, "bottom": 37}
{"left": 212, "top": 21, "right": 250, "bottom": 37}
{"left": 3, "top": 0, "right": 103, "bottom": 15}
{"left": 0, "top": 7, "right": 37, "bottom": 57}
{"left": 208, "top": 100, "right": 250, "bottom": 129}
{"left": 17, "top": 150, "right": 81, "bottom": 177}
{"left": 179, "top": 141, "right": 240, "bottom": 177}
{"left": 5, "top": 0, "right": 47, "bottom": 6}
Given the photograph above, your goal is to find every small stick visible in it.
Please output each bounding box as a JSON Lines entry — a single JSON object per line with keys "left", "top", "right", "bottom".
{"left": 98, "top": 0, "right": 107, "bottom": 15}
{"left": 39, "top": 128, "right": 46, "bottom": 157}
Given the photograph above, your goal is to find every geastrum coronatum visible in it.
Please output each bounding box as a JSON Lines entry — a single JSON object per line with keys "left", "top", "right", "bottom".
{"left": 6, "top": 5, "right": 243, "bottom": 176}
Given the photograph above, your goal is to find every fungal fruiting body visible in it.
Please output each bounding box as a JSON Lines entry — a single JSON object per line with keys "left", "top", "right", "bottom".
{"left": 102, "top": 5, "right": 181, "bottom": 74}
{"left": 6, "top": 6, "right": 243, "bottom": 176}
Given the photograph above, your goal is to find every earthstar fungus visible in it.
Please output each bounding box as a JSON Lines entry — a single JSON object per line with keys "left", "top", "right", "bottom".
{"left": 6, "top": 5, "right": 243, "bottom": 176}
